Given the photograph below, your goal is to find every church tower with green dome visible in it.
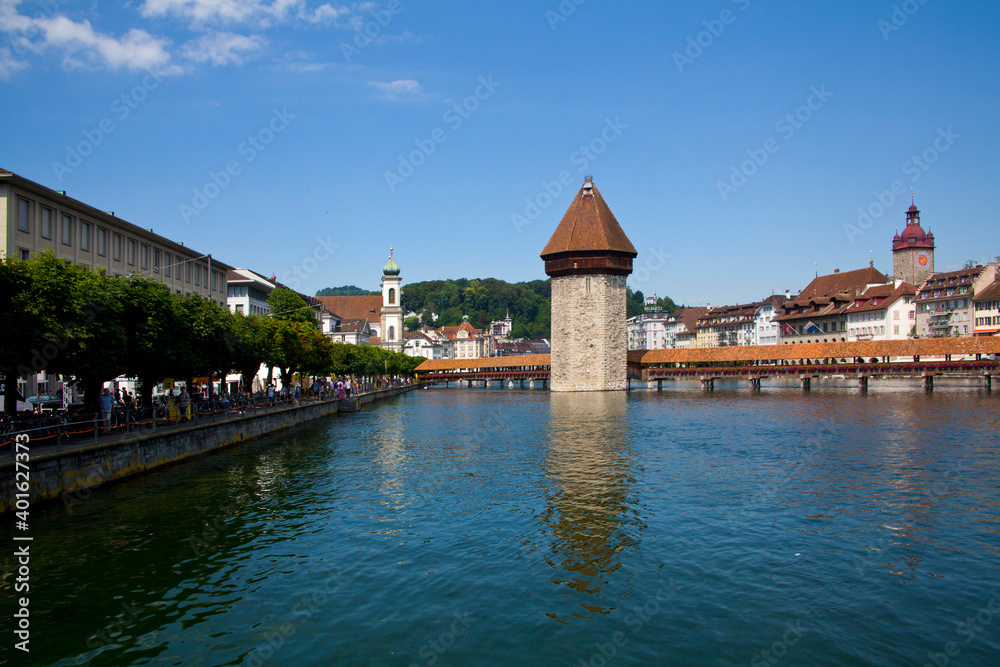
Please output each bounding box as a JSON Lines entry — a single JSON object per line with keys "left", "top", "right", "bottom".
{"left": 380, "top": 247, "right": 404, "bottom": 353}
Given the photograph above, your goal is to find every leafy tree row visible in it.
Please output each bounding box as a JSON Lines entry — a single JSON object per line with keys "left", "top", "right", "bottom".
{"left": 1, "top": 254, "right": 422, "bottom": 414}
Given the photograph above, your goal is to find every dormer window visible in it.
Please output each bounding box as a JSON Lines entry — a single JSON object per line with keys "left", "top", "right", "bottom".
{"left": 908, "top": 237, "right": 916, "bottom": 243}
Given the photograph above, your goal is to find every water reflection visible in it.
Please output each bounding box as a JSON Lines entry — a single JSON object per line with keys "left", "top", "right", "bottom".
{"left": 542, "top": 392, "right": 641, "bottom": 613}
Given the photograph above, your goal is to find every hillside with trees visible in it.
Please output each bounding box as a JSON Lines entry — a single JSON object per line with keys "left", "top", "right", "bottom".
{"left": 316, "top": 285, "right": 379, "bottom": 297}
{"left": 379, "top": 278, "right": 677, "bottom": 339}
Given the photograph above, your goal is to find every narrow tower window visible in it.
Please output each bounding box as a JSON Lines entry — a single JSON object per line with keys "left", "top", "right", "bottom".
{"left": 389, "top": 288, "right": 396, "bottom": 304}
{"left": 389, "top": 326, "right": 395, "bottom": 340}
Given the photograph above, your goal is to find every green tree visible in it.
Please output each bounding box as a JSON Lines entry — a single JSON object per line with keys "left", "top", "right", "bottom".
{"left": 268, "top": 287, "right": 318, "bottom": 328}
{"left": 404, "top": 316, "right": 420, "bottom": 332}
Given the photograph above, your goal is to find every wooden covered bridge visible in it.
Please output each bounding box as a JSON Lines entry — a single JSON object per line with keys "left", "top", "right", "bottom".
{"left": 414, "top": 338, "right": 1000, "bottom": 391}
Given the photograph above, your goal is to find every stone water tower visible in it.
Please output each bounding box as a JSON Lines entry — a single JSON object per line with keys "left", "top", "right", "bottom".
{"left": 541, "top": 177, "right": 637, "bottom": 391}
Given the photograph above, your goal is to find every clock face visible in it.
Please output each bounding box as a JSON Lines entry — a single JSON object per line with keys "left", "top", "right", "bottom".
{"left": 918, "top": 253, "right": 929, "bottom": 267}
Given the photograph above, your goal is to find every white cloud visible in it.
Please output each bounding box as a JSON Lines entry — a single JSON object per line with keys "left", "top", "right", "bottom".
{"left": 0, "top": 0, "right": 31, "bottom": 32}
{"left": 0, "top": 45, "right": 26, "bottom": 78}
{"left": 0, "top": 0, "right": 176, "bottom": 73}
{"left": 36, "top": 16, "right": 174, "bottom": 71}
{"left": 0, "top": 0, "right": 382, "bottom": 76}
{"left": 277, "top": 50, "right": 332, "bottom": 72}
{"left": 368, "top": 78, "right": 422, "bottom": 102}
{"left": 141, "top": 0, "right": 356, "bottom": 27}
{"left": 182, "top": 31, "right": 266, "bottom": 65}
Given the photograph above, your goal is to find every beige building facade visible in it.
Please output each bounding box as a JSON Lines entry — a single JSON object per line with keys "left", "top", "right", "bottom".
{"left": 1, "top": 168, "right": 230, "bottom": 307}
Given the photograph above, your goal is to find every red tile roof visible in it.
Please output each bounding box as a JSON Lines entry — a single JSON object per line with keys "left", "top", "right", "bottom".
{"left": 416, "top": 354, "right": 551, "bottom": 372}
{"left": 974, "top": 281, "right": 1000, "bottom": 302}
{"left": 315, "top": 295, "right": 382, "bottom": 322}
{"left": 540, "top": 178, "right": 637, "bottom": 257}
{"left": 845, "top": 282, "right": 916, "bottom": 314}
{"left": 797, "top": 266, "right": 889, "bottom": 300}
{"left": 639, "top": 337, "right": 1000, "bottom": 364}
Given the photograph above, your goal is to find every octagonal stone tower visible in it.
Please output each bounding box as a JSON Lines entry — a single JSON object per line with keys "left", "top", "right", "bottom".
{"left": 541, "top": 177, "right": 637, "bottom": 392}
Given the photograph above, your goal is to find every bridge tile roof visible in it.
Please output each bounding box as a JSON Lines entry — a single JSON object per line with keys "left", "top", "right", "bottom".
{"left": 637, "top": 337, "right": 1000, "bottom": 364}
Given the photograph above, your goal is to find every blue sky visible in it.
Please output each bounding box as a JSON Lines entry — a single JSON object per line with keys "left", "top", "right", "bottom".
{"left": 2, "top": 0, "right": 998, "bottom": 306}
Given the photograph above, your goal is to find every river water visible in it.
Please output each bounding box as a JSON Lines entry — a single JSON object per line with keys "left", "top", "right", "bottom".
{"left": 3, "top": 379, "right": 1000, "bottom": 666}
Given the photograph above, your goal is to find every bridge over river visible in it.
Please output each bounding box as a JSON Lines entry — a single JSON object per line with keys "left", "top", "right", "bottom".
{"left": 414, "top": 338, "right": 1000, "bottom": 391}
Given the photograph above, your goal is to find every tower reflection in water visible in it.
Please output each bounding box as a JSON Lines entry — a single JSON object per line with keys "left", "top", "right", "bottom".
{"left": 542, "top": 392, "right": 643, "bottom": 614}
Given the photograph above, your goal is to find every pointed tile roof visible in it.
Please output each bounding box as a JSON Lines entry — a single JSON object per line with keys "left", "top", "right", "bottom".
{"left": 540, "top": 177, "right": 637, "bottom": 258}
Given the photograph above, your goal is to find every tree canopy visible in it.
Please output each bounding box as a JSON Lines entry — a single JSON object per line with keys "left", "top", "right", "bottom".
{"left": 1, "top": 254, "right": 421, "bottom": 413}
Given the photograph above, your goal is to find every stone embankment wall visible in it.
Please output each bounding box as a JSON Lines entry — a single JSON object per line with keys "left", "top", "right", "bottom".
{"left": 1, "top": 385, "right": 415, "bottom": 513}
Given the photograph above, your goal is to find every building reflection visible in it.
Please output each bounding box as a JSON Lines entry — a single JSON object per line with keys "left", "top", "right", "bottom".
{"left": 542, "top": 392, "right": 641, "bottom": 609}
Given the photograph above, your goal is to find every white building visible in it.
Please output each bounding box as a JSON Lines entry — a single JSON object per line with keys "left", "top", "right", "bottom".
{"left": 226, "top": 268, "right": 274, "bottom": 317}
{"left": 490, "top": 312, "right": 513, "bottom": 338}
{"left": 754, "top": 295, "right": 786, "bottom": 346}
{"left": 403, "top": 331, "right": 448, "bottom": 360}
{"left": 845, "top": 281, "right": 917, "bottom": 341}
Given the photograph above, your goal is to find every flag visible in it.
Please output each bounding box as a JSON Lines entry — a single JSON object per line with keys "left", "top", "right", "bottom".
{"left": 805, "top": 321, "right": 821, "bottom": 334}
{"left": 782, "top": 323, "right": 795, "bottom": 336}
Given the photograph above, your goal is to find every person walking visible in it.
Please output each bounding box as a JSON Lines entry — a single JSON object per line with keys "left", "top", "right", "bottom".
{"left": 345, "top": 378, "right": 352, "bottom": 398}
{"left": 267, "top": 383, "right": 275, "bottom": 406}
{"left": 99, "top": 387, "right": 114, "bottom": 429}
{"left": 179, "top": 385, "right": 190, "bottom": 423}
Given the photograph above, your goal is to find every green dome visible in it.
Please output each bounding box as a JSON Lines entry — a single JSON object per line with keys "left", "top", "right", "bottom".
{"left": 383, "top": 255, "right": 400, "bottom": 276}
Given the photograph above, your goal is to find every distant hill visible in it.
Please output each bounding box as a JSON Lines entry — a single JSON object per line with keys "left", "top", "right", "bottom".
{"left": 318, "top": 279, "right": 673, "bottom": 339}
{"left": 315, "top": 285, "right": 379, "bottom": 297}
{"left": 398, "top": 278, "right": 675, "bottom": 339}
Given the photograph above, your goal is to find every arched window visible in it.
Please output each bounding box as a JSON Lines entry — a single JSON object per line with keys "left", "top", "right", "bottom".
{"left": 389, "top": 326, "right": 395, "bottom": 340}
{"left": 388, "top": 288, "right": 395, "bottom": 304}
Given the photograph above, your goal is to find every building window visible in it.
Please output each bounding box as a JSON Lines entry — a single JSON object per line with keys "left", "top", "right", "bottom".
{"left": 153, "top": 249, "right": 161, "bottom": 273}
{"left": 140, "top": 243, "right": 149, "bottom": 269}
{"left": 194, "top": 265, "right": 200, "bottom": 286}
{"left": 164, "top": 253, "right": 172, "bottom": 276}
{"left": 97, "top": 227, "right": 107, "bottom": 256}
{"left": 40, "top": 207, "right": 53, "bottom": 239}
{"left": 113, "top": 234, "right": 123, "bottom": 261}
{"left": 17, "top": 198, "right": 31, "bottom": 233}
{"left": 389, "top": 288, "right": 395, "bottom": 304}
{"left": 80, "top": 222, "right": 91, "bottom": 251}
{"left": 235, "top": 304, "right": 244, "bottom": 314}
{"left": 19, "top": 248, "right": 29, "bottom": 261}
{"left": 62, "top": 214, "right": 73, "bottom": 246}
{"left": 127, "top": 239, "right": 137, "bottom": 265}
{"left": 186, "top": 262, "right": 191, "bottom": 283}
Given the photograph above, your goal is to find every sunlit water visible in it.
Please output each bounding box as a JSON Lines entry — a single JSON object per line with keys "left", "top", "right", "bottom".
{"left": 3, "top": 379, "right": 1000, "bottom": 666}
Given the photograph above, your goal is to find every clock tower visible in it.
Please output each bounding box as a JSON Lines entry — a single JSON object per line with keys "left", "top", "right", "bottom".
{"left": 892, "top": 198, "right": 935, "bottom": 286}
{"left": 380, "top": 248, "right": 403, "bottom": 353}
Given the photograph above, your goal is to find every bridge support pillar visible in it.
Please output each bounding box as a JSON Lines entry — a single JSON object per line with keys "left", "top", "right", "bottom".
{"left": 801, "top": 376, "right": 811, "bottom": 391}
{"left": 702, "top": 378, "right": 714, "bottom": 391}
{"left": 859, "top": 376, "right": 869, "bottom": 392}
{"left": 985, "top": 374, "right": 992, "bottom": 391}
{"left": 923, "top": 374, "right": 933, "bottom": 391}
{"left": 749, "top": 378, "right": 761, "bottom": 391}
{"left": 657, "top": 379, "right": 663, "bottom": 391}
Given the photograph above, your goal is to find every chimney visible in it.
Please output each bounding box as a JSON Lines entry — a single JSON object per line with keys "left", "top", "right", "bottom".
{"left": 784, "top": 289, "right": 791, "bottom": 300}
